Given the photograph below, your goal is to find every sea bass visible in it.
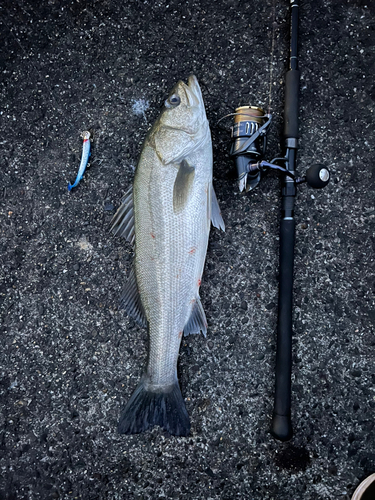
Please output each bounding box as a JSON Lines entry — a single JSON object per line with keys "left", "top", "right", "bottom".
{"left": 111, "top": 75, "right": 225, "bottom": 436}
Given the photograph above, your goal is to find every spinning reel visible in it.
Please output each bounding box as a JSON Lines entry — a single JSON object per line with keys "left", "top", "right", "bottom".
{"left": 230, "top": 104, "right": 330, "bottom": 442}
{"left": 230, "top": 105, "right": 330, "bottom": 193}
{"left": 227, "top": 0, "right": 331, "bottom": 444}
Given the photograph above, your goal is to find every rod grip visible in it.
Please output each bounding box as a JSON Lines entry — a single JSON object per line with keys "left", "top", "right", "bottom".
{"left": 283, "top": 69, "right": 300, "bottom": 139}
{"left": 271, "top": 218, "right": 295, "bottom": 441}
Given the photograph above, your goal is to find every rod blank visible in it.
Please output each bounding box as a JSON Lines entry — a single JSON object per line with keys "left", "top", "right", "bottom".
{"left": 271, "top": 0, "right": 299, "bottom": 441}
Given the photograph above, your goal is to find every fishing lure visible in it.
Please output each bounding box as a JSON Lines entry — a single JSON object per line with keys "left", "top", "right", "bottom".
{"left": 68, "top": 131, "right": 91, "bottom": 191}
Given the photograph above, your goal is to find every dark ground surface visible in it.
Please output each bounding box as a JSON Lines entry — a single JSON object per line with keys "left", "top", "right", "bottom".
{"left": 1, "top": 0, "right": 375, "bottom": 498}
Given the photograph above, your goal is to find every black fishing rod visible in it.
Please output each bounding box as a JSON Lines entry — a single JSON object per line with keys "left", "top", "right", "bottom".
{"left": 229, "top": 0, "right": 330, "bottom": 441}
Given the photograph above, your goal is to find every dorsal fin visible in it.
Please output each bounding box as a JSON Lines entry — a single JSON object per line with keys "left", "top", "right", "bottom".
{"left": 110, "top": 185, "right": 135, "bottom": 245}
{"left": 120, "top": 266, "right": 147, "bottom": 328}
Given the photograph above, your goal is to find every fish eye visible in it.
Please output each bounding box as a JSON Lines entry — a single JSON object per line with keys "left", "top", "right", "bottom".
{"left": 165, "top": 94, "right": 181, "bottom": 108}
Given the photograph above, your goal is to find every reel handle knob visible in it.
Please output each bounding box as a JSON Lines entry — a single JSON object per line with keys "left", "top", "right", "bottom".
{"left": 305, "top": 164, "right": 330, "bottom": 189}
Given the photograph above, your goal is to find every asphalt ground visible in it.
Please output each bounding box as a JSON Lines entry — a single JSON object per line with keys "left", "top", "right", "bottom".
{"left": 1, "top": 0, "right": 374, "bottom": 498}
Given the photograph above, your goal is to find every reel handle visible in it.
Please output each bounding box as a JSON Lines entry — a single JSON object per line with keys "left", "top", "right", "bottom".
{"left": 305, "top": 164, "right": 330, "bottom": 189}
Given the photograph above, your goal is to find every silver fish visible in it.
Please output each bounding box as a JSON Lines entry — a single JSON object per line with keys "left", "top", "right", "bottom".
{"left": 111, "top": 75, "right": 225, "bottom": 436}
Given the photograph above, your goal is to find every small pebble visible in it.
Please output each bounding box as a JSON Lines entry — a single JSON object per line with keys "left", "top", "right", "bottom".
{"left": 104, "top": 200, "right": 114, "bottom": 211}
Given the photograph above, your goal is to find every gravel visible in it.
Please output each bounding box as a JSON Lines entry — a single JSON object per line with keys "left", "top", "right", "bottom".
{"left": 1, "top": 0, "right": 374, "bottom": 498}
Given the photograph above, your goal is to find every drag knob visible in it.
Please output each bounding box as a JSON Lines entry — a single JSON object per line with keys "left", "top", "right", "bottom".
{"left": 305, "top": 164, "right": 330, "bottom": 189}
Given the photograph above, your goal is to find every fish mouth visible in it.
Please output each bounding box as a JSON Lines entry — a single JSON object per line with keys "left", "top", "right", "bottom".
{"left": 183, "top": 75, "right": 204, "bottom": 108}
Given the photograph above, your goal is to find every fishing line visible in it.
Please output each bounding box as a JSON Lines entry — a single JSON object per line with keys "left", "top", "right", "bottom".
{"left": 217, "top": 0, "right": 278, "bottom": 131}
{"left": 217, "top": 112, "right": 269, "bottom": 124}
{"left": 267, "top": 0, "right": 278, "bottom": 115}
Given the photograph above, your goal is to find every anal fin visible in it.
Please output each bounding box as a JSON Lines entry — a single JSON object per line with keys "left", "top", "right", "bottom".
{"left": 183, "top": 297, "right": 207, "bottom": 337}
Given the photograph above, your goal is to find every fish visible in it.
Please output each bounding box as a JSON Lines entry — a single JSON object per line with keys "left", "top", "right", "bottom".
{"left": 68, "top": 131, "right": 91, "bottom": 191}
{"left": 110, "top": 75, "right": 225, "bottom": 436}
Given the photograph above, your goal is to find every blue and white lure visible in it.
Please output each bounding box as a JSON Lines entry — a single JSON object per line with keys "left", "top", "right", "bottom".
{"left": 68, "top": 131, "right": 91, "bottom": 191}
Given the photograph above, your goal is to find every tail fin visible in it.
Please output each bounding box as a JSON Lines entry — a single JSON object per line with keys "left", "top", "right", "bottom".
{"left": 118, "top": 379, "right": 190, "bottom": 436}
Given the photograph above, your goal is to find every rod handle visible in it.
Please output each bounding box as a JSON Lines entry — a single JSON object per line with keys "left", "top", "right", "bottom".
{"left": 271, "top": 413, "right": 292, "bottom": 442}
{"left": 271, "top": 218, "right": 295, "bottom": 441}
{"left": 283, "top": 69, "right": 300, "bottom": 139}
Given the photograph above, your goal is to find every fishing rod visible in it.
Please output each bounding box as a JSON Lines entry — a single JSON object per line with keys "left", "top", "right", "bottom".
{"left": 229, "top": 0, "right": 330, "bottom": 441}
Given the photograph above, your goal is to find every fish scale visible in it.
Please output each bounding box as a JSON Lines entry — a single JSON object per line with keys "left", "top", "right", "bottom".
{"left": 111, "top": 75, "right": 225, "bottom": 435}
{"left": 136, "top": 149, "right": 210, "bottom": 387}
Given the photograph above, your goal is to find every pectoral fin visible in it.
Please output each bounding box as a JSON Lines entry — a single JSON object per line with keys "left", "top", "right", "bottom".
{"left": 211, "top": 185, "right": 225, "bottom": 231}
{"left": 173, "top": 160, "right": 195, "bottom": 214}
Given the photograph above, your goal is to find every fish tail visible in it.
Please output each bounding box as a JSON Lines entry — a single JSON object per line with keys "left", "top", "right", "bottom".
{"left": 118, "top": 378, "right": 190, "bottom": 436}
